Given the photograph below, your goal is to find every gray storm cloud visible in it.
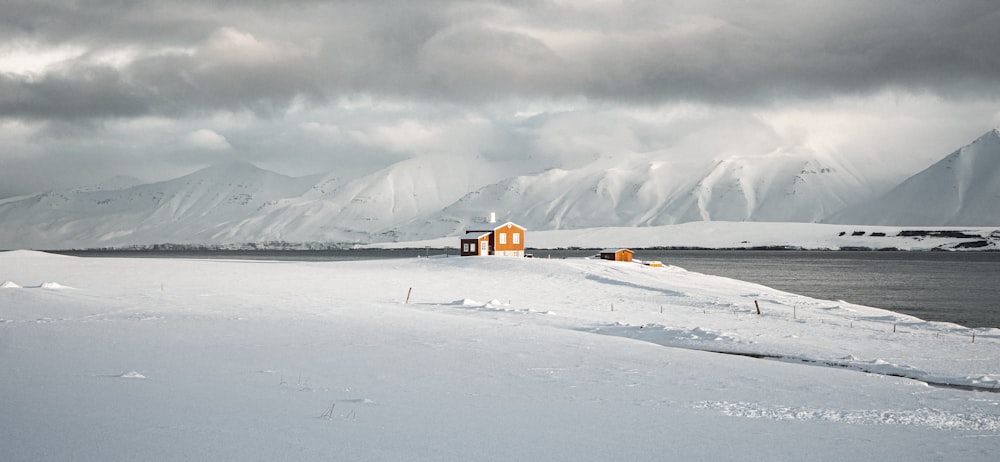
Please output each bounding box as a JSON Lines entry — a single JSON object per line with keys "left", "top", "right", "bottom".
{"left": 1, "top": 0, "right": 998, "bottom": 120}
{"left": 0, "top": 0, "right": 998, "bottom": 199}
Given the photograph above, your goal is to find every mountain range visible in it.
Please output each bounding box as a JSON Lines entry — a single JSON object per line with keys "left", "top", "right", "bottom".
{"left": 1, "top": 129, "right": 998, "bottom": 250}
{"left": 826, "top": 129, "right": 1000, "bottom": 226}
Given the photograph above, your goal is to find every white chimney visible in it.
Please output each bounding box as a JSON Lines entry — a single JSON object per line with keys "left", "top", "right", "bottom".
{"left": 489, "top": 212, "right": 496, "bottom": 224}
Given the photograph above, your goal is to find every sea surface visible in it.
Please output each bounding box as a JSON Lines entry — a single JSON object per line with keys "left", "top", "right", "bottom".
{"left": 538, "top": 249, "right": 1000, "bottom": 329}
{"left": 57, "top": 249, "right": 1000, "bottom": 328}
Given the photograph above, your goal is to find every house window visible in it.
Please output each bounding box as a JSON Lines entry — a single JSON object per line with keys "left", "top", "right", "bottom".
{"left": 463, "top": 243, "right": 470, "bottom": 253}
{"left": 498, "top": 233, "right": 507, "bottom": 245}
{"left": 512, "top": 233, "right": 520, "bottom": 245}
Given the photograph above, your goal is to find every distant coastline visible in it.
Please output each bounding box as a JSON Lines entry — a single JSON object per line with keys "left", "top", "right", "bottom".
{"left": 10, "top": 221, "right": 999, "bottom": 253}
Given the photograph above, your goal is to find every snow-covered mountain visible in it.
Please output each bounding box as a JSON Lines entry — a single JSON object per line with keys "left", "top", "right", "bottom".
{"left": 0, "top": 162, "right": 317, "bottom": 249}
{"left": 391, "top": 149, "right": 871, "bottom": 241}
{"left": 212, "top": 155, "right": 516, "bottom": 244}
{"left": 827, "top": 129, "right": 1000, "bottom": 226}
{"left": 0, "top": 129, "right": 997, "bottom": 249}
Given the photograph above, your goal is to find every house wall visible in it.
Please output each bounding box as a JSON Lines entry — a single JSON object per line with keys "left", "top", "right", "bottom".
{"left": 479, "top": 235, "right": 491, "bottom": 256}
{"left": 494, "top": 223, "right": 525, "bottom": 253}
{"left": 460, "top": 239, "right": 477, "bottom": 256}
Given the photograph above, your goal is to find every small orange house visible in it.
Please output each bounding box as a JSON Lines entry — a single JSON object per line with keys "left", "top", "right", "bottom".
{"left": 461, "top": 222, "right": 526, "bottom": 257}
{"left": 600, "top": 248, "right": 634, "bottom": 262}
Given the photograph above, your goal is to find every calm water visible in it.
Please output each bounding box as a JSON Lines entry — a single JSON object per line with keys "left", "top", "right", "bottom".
{"left": 58, "top": 249, "right": 1000, "bottom": 328}
{"left": 535, "top": 249, "right": 1000, "bottom": 329}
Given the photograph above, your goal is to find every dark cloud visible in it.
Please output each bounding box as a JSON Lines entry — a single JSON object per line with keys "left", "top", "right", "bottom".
{"left": 1, "top": 0, "right": 997, "bottom": 122}
{"left": 1, "top": 0, "right": 998, "bottom": 199}
{"left": 0, "top": 67, "right": 148, "bottom": 119}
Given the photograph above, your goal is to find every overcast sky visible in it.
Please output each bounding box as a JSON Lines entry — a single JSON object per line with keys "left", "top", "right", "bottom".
{"left": 1, "top": 0, "right": 999, "bottom": 198}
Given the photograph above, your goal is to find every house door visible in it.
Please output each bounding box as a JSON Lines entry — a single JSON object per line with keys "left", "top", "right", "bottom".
{"left": 480, "top": 240, "right": 488, "bottom": 256}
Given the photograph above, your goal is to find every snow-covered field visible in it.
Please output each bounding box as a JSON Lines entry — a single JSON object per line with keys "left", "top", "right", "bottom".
{"left": 2, "top": 250, "right": 999, "bottom": 461}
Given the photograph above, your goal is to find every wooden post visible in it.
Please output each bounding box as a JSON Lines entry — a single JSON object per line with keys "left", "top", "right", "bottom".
{"left": 973, "top": 331, "right": 976, "bottom": 343}
{"left": 755, "top": 300, "right": 761, "bottom": 315}
{"left": 893, "top": 323, "right": 896, "bottom": 333}
{"left": 405, "top": 287, "right": 412, "bottom": 304}
{"left": 793, "top": 306, "right": 796, "bottom": 319}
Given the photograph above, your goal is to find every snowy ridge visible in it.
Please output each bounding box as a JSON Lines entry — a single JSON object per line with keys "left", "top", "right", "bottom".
{"left": 221, "top": 155, "right": 514, "bottom": 244}
{"left": 0, "top": 130, "right": 998, "bottom": 249}
{"left": 394, "top": 149, "right": 870, "bottom": 241}
{"left": 829, "top": 129, "right": 1000, "bottom": 226}
{"left": 0, "top": 162, "right": 317, "bottom": 249}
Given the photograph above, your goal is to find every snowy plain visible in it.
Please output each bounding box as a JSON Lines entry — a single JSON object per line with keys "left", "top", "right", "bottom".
{"left": 2, "top": 249, "right": 999, "bottom": 461}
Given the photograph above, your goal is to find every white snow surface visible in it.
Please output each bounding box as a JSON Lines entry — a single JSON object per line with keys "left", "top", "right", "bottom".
{"left": 2, "top": 250, "right": 998, "bottom": 461}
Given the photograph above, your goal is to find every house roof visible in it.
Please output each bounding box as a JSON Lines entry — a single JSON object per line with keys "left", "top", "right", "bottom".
{"left": 600, "top": 248, "right": 633, "bottom": 254}
{"left": 461, "top": 232, "right": 492, "bottom": 240}
{"left": 465, "top": 221, "right": 526, "bottom": 233}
